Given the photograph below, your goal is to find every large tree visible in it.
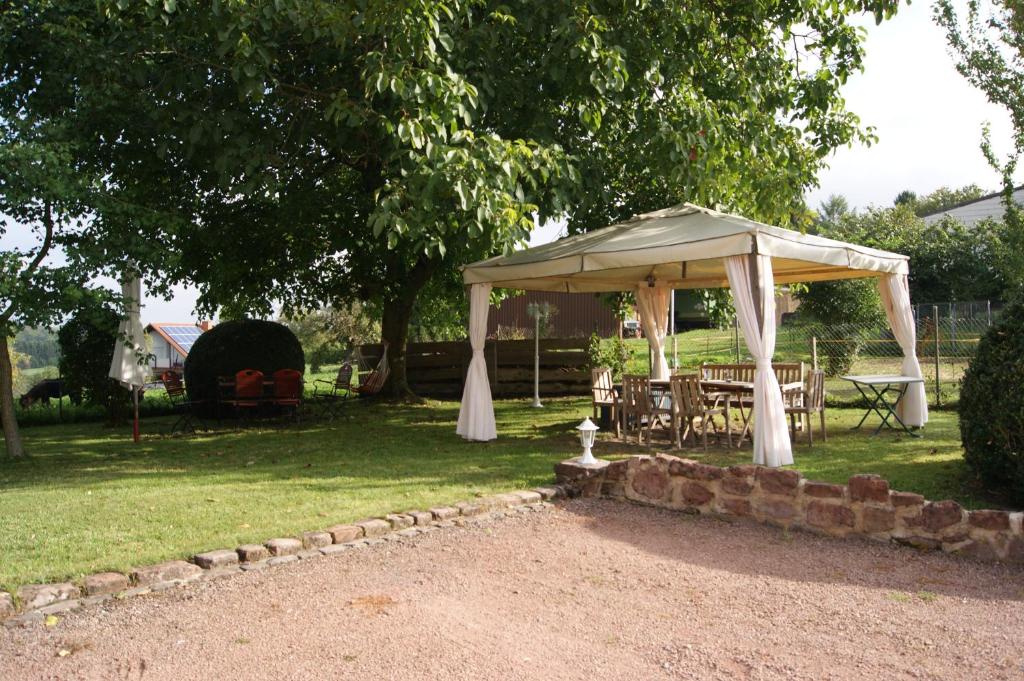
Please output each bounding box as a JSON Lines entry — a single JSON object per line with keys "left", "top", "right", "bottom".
{"left": 935, "top": 0, "right": 1024, "bottom": 293}
{"left": 2, "top": 0, "right": 901, "bottom": 397}
{"left": 0, "top": 118, "right": 106, "bottom": 458}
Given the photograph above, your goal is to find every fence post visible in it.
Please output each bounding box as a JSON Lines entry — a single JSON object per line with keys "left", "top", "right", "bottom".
{"left": 811, "top": 336, "right": 818, "bottom": 371}
{"left": 950, "top": 301, "right": 957, "bottom": 355}
{"left": 933, "top": 305, "right": 941, "bottom": 407}
{"left": 492, "top": 340, "right": 499, "bottom": 394}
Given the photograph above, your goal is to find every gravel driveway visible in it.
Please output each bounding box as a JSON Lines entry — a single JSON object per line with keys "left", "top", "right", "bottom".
{"left": 2, "top": 499, "right": 1023, "bottom": 680}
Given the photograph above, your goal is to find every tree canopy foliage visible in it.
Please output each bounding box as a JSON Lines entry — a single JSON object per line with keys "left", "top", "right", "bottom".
{"left": 57, "top": 303, "right": 130, "bottom": 425}
{"left": 0, "top": 112, "right": 115, "bottom": 457}
{"left": 935, "top": 0, "right": 1024, "bottom": 293}
{"left": 812, "top": 198, "right": 1007, "bottom": 306}
{"left": 907, "top": 184, "right": 987, "bottom": 217}
{"left": 1, "top": 0, "right": 901, "bottom": 397}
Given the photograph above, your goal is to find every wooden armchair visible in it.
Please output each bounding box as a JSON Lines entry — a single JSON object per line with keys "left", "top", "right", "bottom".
{"left": 773, "top": 362, "right": 806, "bottom": 408}
{"left": 670, "top": 374, "right": 730, "bottom": 451}
{"left": 591, "top": 367, "right": 620, "bottom": 437}
{"left": 785, "top": 369, "right": 826, "bottom": 446}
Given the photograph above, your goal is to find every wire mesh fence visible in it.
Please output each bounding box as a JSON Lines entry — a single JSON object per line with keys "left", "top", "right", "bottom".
{"left": 642, "top": 305, "right": 995, "bottom": 407}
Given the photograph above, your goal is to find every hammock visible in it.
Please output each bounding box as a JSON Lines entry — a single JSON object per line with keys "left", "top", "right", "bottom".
{"left": 355, "top": 342, "right": 389, "bottom": 396}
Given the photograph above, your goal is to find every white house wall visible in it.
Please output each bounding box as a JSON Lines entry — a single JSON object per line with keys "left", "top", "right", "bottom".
{"left": 923, "top": 187, "right": 1024, "bottom": 227}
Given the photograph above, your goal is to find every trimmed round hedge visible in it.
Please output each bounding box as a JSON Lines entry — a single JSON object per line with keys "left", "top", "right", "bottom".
{"left": 959, "top": 299, "right": 1024, "bottom": 505}
{"left": 184, "top": 320, "right": 305, "bottom": 409}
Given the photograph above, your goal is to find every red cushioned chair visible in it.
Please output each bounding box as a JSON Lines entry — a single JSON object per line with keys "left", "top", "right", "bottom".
{"left": 272, "top": 368, "right": 303, "bottom": 423}
{"left": 231, "top": 369, "right": 265, "bottom": 424}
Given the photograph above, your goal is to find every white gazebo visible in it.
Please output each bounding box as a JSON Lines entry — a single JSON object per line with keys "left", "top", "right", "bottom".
{"left": 456, "top": 203, "right": 928, "bottom": 467}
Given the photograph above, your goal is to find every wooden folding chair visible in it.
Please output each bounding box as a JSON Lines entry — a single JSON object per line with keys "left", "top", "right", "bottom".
{"left": 670, "top": 374, "right": 730, "bottom": 451}
{"left": 786, "top": 369, "right": 827, "bottom": 446}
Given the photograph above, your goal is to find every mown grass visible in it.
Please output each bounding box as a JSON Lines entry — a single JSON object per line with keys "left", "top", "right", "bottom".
{"left": 0, "top": 394, "right": 990, "bottom": 592}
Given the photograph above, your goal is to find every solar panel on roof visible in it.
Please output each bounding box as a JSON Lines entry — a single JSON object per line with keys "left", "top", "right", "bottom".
{"left": 162, "top": 326, "right": 204, "bottom": 353}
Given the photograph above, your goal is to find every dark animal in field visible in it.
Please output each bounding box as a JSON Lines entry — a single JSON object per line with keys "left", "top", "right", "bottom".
{"left": 19, "top": 379, "right": 82, "bottom": 408}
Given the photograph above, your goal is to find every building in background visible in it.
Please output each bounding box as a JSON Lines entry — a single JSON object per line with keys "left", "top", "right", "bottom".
{"left": 145, "top": 322, "right": 211, "bottom": 373}
{"left": 488, "top": 292, "right": 620, "bottom": 338}
{"left": 921, "top": 186, "right": 1024, "bottom": 227}
{"left": 488, "top": 288, "right": 799, "bottom": 339}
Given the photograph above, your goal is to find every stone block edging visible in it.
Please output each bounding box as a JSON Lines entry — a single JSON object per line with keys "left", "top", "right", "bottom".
{"left": 555, "top": 454, "right": 1023, "bottom": 564}
{"left": 1, "top": 486, "right": 566, "bottom": 627}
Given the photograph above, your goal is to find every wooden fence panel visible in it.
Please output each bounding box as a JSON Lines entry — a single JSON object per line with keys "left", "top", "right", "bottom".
{"left": 357, "top": 338, "right": 591, "bottom": 398}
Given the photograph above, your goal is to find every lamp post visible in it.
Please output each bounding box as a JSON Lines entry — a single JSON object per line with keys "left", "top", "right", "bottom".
{"left": 576, "top": 417, "right": 599, "bottom": 465}
{"left": 526, "top": 301, "right": 550, "bottom": 408}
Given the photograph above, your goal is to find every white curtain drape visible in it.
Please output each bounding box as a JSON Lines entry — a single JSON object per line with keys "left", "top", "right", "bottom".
{"left": 457, "top": 283, "right": 497, "bottom": 441}
{"left": 878, "top": 274, "right": 928, "bottom": 427}
{"left": 725, "top": 255, "right": 793, "bottom": 467}
{"left": 635, "top": 285, "right": 671, "bottom": 380}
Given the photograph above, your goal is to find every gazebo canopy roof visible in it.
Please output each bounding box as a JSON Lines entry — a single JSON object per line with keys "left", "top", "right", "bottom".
{"left": 462, "top": 203, "right": 909, "bottom": 292}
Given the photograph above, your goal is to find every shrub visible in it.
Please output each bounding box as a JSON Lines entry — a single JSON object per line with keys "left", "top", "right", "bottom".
{"left": 184, "top": 319, "right": 305, "bottom": 409}
{"left": 58, "top": 305, "right": 132, "bottom": 424}
{"left": 959, "top": 299, "right": 1024, "bottom": 504}
{"left": 587, "top": 333, "right": 630, "bottom": 379}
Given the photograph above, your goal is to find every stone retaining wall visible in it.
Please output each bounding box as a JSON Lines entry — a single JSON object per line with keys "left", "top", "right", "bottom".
{"left": 555, "top": 455, "right": 1024, "bottom": 564}
{"left": 1, "top": 487, "right": 563, "bottom": 627}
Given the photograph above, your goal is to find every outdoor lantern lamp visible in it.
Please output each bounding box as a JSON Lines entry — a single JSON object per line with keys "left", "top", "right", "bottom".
{"left": 576, "top": 417, "right": 599, "bottom": 465}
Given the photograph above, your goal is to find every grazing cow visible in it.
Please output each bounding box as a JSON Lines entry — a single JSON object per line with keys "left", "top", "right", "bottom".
{"left": 19, "top": 379, "right": 81, "bottom": 408}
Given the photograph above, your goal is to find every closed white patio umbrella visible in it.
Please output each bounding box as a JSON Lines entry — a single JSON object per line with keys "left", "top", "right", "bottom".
{"left": 108, "top": 274, "right": 148, "bottom": 443}
{"left": 458, "top": 203, "right": 925, "bottom": 467}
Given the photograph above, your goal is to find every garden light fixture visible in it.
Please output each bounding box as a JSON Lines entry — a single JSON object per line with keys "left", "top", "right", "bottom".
{"left": 576, "top": 417, "right": 599, "bottom": 465}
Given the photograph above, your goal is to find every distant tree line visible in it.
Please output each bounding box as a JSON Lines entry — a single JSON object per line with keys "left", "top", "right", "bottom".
{"left": 12, "top": 327, "right": 59, "bottom": 369}
{"left": 799, "top": 185, "right": 1010, "bottom": 329}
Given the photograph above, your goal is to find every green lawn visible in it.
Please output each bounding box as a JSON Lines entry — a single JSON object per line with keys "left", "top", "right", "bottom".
{"left": 0, "top": 395, "right": 991, "bottom": 592}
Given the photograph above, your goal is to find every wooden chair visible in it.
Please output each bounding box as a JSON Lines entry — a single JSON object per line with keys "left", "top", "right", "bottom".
{"left": 773, "top": 362, "right": 806, "bottom": 408}
{"left": 591, "top": 367, "right": 620, "bottom": 437}
{"left": 670, "top": 374, "right": 730, "bottom": 451}
{"left": 313, "top": 362, "right": 353, "bottom": 420}
{"left": 622, "top": 374, "right": 671, "bottom": 445}
{"left": 785, "top": 369, "right": 826, "bottom": 446}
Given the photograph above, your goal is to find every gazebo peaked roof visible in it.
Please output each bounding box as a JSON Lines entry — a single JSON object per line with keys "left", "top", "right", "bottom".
{"left": 462, "top": 203, "right": 909, "bottom": 292}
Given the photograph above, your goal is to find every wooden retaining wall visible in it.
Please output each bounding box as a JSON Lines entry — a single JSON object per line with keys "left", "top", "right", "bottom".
{"left": 359, "top": 338, "right": 590, "bottom": 398}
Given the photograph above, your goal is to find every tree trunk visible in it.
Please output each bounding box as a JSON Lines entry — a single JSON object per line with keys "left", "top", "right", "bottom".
{"left": 0, "top": 335, "right": 26, "bottom": 458}
{"left": 379, "top": 257, "right": 436, "bottom": 400}
{"left": 380, "top": 292, "right": 418, "bottom": 400}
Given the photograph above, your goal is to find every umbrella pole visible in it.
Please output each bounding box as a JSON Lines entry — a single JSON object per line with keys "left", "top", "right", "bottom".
{"left": 132, "top": 387, "right": 140, "bottom": 443}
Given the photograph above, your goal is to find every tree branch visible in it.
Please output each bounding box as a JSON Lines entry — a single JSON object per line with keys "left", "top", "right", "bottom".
{"left": 0, "top": 201, "right": 55, "bottom": 323}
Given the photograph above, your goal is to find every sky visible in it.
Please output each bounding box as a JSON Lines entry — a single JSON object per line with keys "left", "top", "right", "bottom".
{"left": 6, "top": 1, "right": 1019, "bottom": 324}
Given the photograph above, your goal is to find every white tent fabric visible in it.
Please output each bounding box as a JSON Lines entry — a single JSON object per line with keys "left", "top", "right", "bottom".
{"left": 878, "top": 274, "right": 929, "bottom": 427}
{"left": 457, "top": 283, "right": 497, "bottom": 441}
{"left": 108, "top": 275, "right": 148, "bottom": 389}
{"left": 463, "top": 203, "right": 908, "bottom": 292}
{"left": 635, "top": 285, "right": 671, "bottom": 380}
{"left": 457, "top": 202, "right": 916, "bottom": 466}
{"left": 725, "top": 255, "right": 793, "bottom": 467}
